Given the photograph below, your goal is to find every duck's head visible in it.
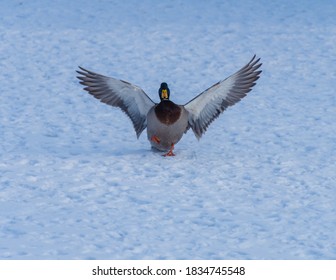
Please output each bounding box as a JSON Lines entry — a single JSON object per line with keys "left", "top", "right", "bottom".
{"left": 158, "top": 82, "right": 170, "bottom": 101}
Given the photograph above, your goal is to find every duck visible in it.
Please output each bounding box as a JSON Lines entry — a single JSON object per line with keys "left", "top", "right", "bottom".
{"left": 76, "top": 55, "right": 262, "bottom": 156}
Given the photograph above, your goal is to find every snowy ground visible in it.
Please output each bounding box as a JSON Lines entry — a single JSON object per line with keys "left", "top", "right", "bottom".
{"left": 1, "top": 0, "right": 336, "bottom": 259}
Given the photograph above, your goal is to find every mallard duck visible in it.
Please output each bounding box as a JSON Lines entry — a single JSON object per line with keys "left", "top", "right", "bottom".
{"left": 77, "top": 55, "right": 262, "bottom": 156}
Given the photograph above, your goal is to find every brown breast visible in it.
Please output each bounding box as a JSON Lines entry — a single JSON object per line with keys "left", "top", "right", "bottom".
{"left": 154, "top": 100, "right": 182, "bottom": 125}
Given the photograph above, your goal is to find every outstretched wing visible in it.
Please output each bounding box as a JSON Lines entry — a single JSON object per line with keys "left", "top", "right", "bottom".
{"left": 76, "top": 67, "right": 155, "bottom": 138}
{"left": 184, "top": 55, "right": 262, "bottom": 139}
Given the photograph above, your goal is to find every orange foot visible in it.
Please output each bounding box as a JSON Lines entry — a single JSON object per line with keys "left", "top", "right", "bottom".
{"left": 163, "top": 144, "right": 175, "bottom": 157}
{"left": 151, "top": 135, "right": 160, "bottom": 144}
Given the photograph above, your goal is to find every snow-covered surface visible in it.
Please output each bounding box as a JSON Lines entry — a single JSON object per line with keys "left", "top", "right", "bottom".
{"left": 1, "top": 0, "right": 336, "bottom": 259}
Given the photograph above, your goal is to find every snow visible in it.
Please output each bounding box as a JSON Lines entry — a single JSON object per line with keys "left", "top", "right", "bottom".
{"left": 1, "top": 0, "right": 336, "bottom": 259}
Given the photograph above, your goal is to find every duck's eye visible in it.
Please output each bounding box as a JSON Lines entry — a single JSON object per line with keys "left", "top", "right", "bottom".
{"left": 161, "top": 89, "right": 168, "bottom": 99}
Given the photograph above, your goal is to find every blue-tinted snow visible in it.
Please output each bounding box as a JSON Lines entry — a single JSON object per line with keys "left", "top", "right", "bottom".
{"left": 0, "top": 0, "right": 335, "bottom": 259}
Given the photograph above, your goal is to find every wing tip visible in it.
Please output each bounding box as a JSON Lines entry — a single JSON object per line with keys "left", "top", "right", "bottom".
{"left": 250, "top": 54, "right": 262, "bottom": 67}
{"left": 76, "top": 66, "right": 90, "bottom": 81}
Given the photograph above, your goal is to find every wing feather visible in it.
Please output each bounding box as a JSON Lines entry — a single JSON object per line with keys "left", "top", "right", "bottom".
{"left": 76, "top": 67, "right": 155, "bottom": 138}
{"left": 184, "top": 55, "right": 262, "bottom": 139}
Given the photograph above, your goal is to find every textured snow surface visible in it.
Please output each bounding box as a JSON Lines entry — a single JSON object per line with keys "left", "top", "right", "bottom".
{"left": 1, "top": 0, "right": 336, "bottom": 259}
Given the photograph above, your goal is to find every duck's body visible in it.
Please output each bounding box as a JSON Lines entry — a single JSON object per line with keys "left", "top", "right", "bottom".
{"left": 76, "top": 55, "right": 262, "bottom": 156}
{"left": 147, "top": 100, "right": 189, "bottom": 152}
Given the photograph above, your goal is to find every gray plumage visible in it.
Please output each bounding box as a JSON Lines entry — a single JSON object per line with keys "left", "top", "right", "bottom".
{"left": 77, "top": 67, "right": 155, "bottom": 138}
{"left": 184, "top": 55, "right": 262, "bottom": 139}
